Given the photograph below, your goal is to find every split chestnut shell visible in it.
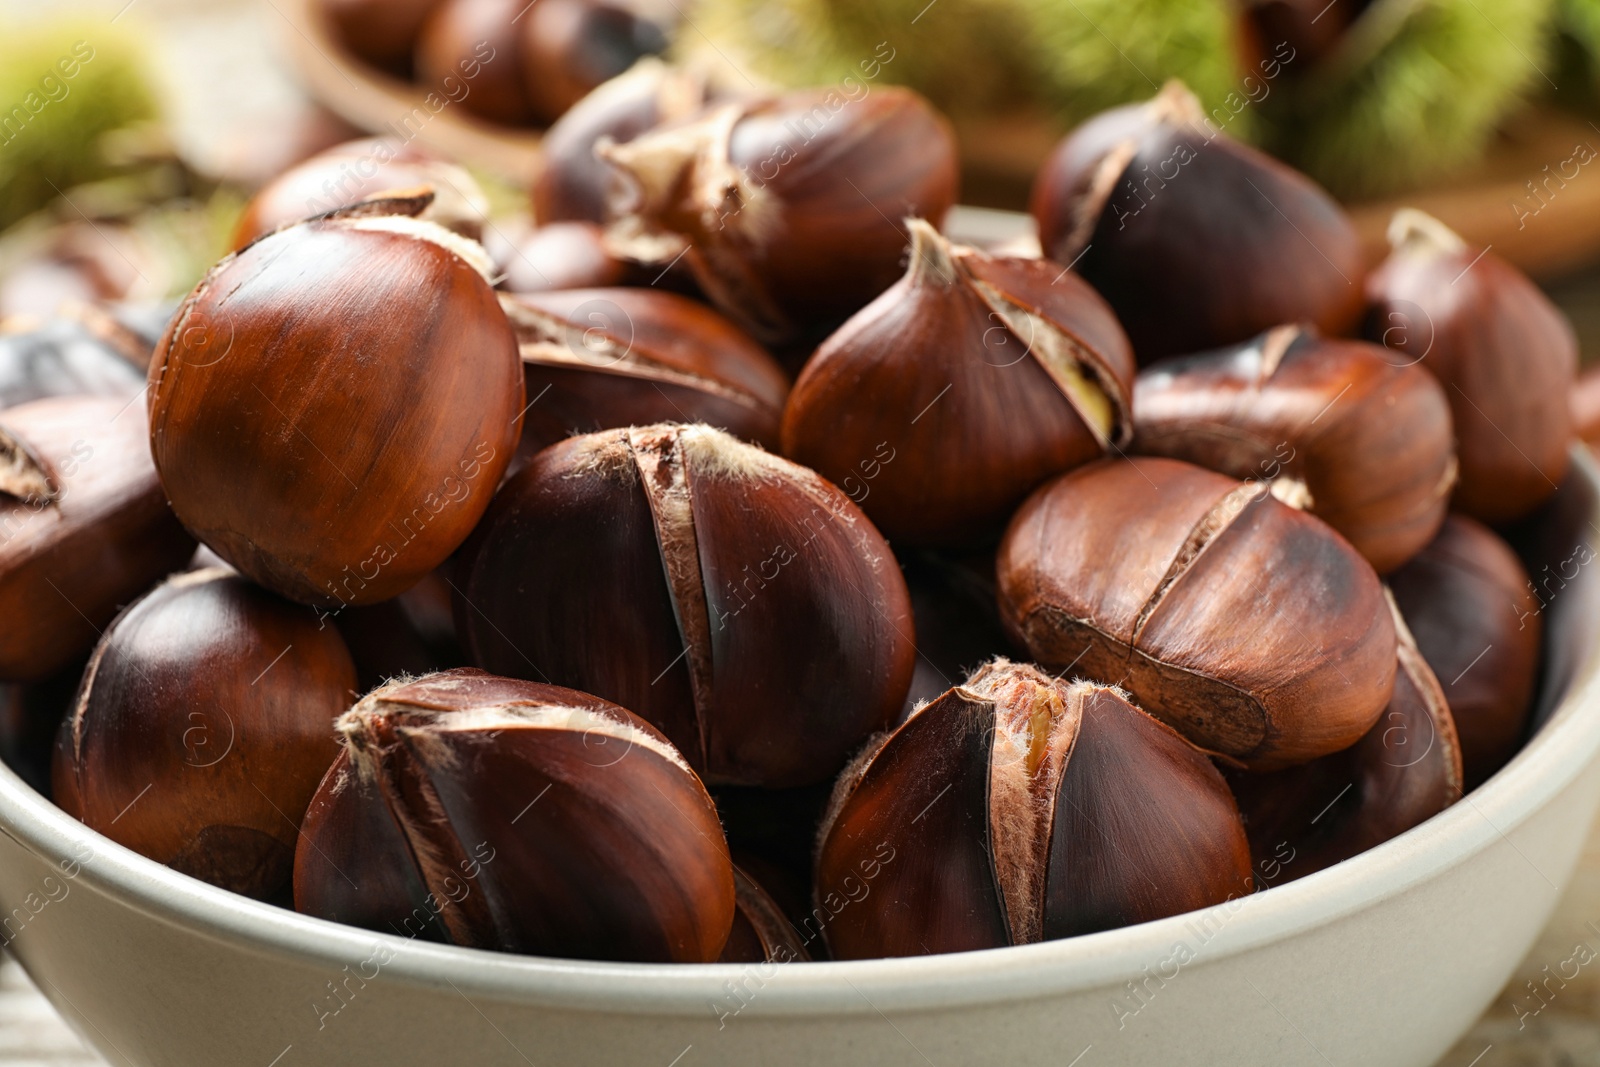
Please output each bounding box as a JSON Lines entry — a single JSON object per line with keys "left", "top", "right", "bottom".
{"left": 1031, "top": 80, "right": 1364, "bottom": 364}
{"left": 1132, "top": 324, "right": 1455, "bottom": 574}
{"left": 455, "top": 423, "right": 916, "bottom": 788}
{"left": 293, "top": 669, "right": 735, "bottom": 963}
{"left": 815, "top": 660, "right": 1252, "bottom": 958}
{"left": 781, "top": 219, "right": 1135, "bottom": 547}
{"left": 997, "top": 457, "right": 1397, "bottom": 770}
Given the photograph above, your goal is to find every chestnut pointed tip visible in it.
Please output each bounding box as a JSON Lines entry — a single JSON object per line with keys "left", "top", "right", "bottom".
{"left": 1386, "top": 208, "right": 1468, "bottom": 257}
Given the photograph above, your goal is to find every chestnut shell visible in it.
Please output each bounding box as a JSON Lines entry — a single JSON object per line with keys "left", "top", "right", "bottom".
{"left": 997, "top": 457, "right": 1397, "bottom": 770}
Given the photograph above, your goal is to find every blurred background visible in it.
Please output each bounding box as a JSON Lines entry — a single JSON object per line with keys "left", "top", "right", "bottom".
{"left": 5, "top": 0, "right": 1600, "bottom": 1062}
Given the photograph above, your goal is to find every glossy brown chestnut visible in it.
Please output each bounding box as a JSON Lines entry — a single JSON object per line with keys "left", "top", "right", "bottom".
{"left": 293, "top": 669, "right": 735, "bottom": 962}
{"left": 455, "top": 423, "right": 916, "bottom": 788}
{"left": 532, "top": 58, "right": 715, "bottom": 225}
{"left": 489, "top": 220, "right": 633, "bottom": 293}
{"left": 0, "top": 396, "right": 195, "bottom": 681}
{"left": 1031, "top": 81, "right": 1364, "bottom": 364}
{"left": 0, "top": 305, "right": 150, "bottom": 410}
{"left": 781, "top": 219, "right": 1135, "bottom": 547}
{"left": 602, "top": 87, "right": 960, "bottom": 343}
{"left": 518, "top": 0, "right": 672, "bottom": 125}
{"left": 1389, "top": 514, "right": 1543, "bottom": 789}
{"left": 501, "top": 287, "right": 788, "bottom": 458}
{"left": 148, "top": 194, "right": 523, "bottom": 608}
{"left": 415, "top": 0, "right": 538, "bottom": 127}
{"left": 719, "top": 866, "right": 810, "bottom": 963}
{"left": 1132, "top": 323, "right": 1456, "bottom": 574}
{"left": 815, "top": 661, "right": 1253, "bottom": 959}
{"left": 997, "top": 457, "right": 1397, "bottom": 770}
{"left": 320, "top": 0, "right": 444, "bottom": 74}
{"left": 52, "top": 568, "right": 356, "bottom": 900}
{"left": 1227, "top": 603, "right": 1463, "bottom": 884}
{"left": 230, "top": 138, "right": 490, "bottom": 249}
{"left": 1364, "top": 210, "right": 1577, "bottom": 524}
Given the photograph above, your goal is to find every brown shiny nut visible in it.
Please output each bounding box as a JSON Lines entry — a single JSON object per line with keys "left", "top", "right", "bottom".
{"left": 532, "top": 58, "right": 715, "bottom": 225}
{"left": 501, "top": 287, "right": 789, "bottom": 459}
{"left": 719, "top": 866, "right": 811, "bottom": 963}
{"left": 518, "top": 0, "right": 672, "bottom": 125}
{"left": 416, "top": 0, "right": 540, "bottom": 126}
{"left": 52, "top": 569, "right": 356, "bottom": 900}
{"left": 1364, "top": 210, "right": 1577, "bottom": 524}
{"left": 1031, "top": 81, "right": 1364, "bottom": 364}
{"left": 455, "top": 423, "right": 916, "bottom": 788}
{"left": 1389, "top": 514, "right": 1543, "bottom": 789}
{"left": 148, "top": 195, "right": 523, "bottom": 608}
{"left": 997, "top": 457, "right": 1397, "bottom": 770}
{"left": 229, "top": 138, "right": 489, "bottom": 250}
{"left": 816, "top": 661, "right": 1252, "bottom": 959}
{"left": 602, "top": 87, "right": 960, "bottom": 343}
{"left": 294, "top": 669, "right": 735, "bottom": 963}
{"left": 781, "top": 219, "right": 1134, "bottom": 547}
{"left": 1133, "top": 323, "right": 1456, "bottom": 574}
{"left": 1228, "top": 602, "right": 1463, "bottom": 883}
{"left": 0, "top": 396, "right": 195, "bottom": 681}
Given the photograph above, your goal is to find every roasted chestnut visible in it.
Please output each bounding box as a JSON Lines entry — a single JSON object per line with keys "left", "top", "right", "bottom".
{"left": 52, "top": 568, "right": 356, "bottom": 900}
{"left": 781, "top": 218, "right": 1134, "bottom": 547}
{"left": 720, "top": 866, "right": 810, "bottom": 963}
{"left": 532, "top": 58, "right": 715, "bottom": 225}
{"left": 455, "top": 423, "right": 916, "bottom": 788}
{"left": 294, "top": 669, "right": 735, "bottom": 962}
{"left": 815, "top": 661, "right": 1253, "bottom": 959}
{"left": 148, "top": 193, "right": 523, "bottom": 608}
{"left": 997, "top": 457, "right": 1397, "bottom": 770}
{"left": 0, "top": 304, "right": 150, "bottom": 410}
{"left": 1031, "top": 80, "right": 1364, "bottom": 364}
{"left": 230, "top": 138, "right": 490, "bottom": 249}
{"left": 602, "top": 87, "right": 960, "bottom": 342}
{"left": 500, "top": 287, "right": 788, "bottom": 458}
{"left": 1227, "top": 602, "right": 1463, "bottom": 883}
{"left": 519, "top": 0, "right": 673, "bottom": 125}
{"left": 0, "top": 396, "right": 195, "bottom": 681}
{"left": 1388, "top": 514, "right": 1543, "bottom": 789}
{"left": 1364, "top": 210, "right": 1577, "bottom": 524}
{"left": 1132, "top": 323, "right": 1455, "bottom": 574}
{"left": 489, "top": 220, "right": 633, "bottom": 293}
{"left": 320, "top": 0, "right": 444, "bottom": 74}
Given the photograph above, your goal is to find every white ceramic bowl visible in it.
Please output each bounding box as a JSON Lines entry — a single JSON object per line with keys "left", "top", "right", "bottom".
{"left": 3, "top": 452, "right": 1599, "bottom": 1067}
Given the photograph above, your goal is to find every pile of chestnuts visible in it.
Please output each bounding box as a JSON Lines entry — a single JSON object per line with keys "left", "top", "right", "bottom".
{"left": 0, "top": 68, "right": 1578, "bottom": 967}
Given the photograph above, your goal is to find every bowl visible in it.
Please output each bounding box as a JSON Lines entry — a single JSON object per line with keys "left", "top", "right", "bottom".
{"left": 3, "top": 452, "right": 1599, "bottom": 1067}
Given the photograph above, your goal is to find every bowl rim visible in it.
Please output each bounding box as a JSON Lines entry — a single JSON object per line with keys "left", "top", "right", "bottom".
{"left": 5, "top": 456, "right": 1600, "bottom": 1020}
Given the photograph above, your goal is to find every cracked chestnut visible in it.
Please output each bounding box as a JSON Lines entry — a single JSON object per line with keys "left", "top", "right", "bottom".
{"left": 52, "top": 568, "right": 356, "bottom": 900}
{"left": 0, "top": 396, "right": 195, "bottom": 681}
{"left": 455, "top": 423, "right": 916, "bottom": 788}
{"left": 815, "top": 660, "right": 1252, "bottom": 958}
{"left": 1364, "top": 210, "right": 1577, "bottom": 524}
{"left": 781, "top": 218, "right": 1135, "bottom": 547}
{"left": 1132, "top": 323, "right": 1456, "bottom": 573}
{"left": 997, "top": 457, "right": 1397, "bottom": 770}
{"left": 148, "top": 193, "right": 522, "bottom": 608}
{"left": 293, "top": 669, "right": 735, "bottom": 962}
{"left": 500, "top": 287, "right": 788, "bottom": 459}
{"left": 602, "top": 87, "right": 960, "bottom": 343}
{"left": 1031, "top": 80, "right": 1364, "bottom": 364}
